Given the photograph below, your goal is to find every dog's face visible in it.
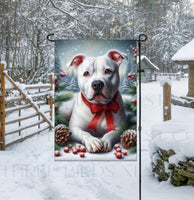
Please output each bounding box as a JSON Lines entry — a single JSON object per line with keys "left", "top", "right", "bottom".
{"left": 69, "top": 50, "right": 127, "bottom": 104}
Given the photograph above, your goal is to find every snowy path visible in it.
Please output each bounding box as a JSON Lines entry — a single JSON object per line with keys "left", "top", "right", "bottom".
{"left": 0, "top": 80, "right": 193, "bottom": 200}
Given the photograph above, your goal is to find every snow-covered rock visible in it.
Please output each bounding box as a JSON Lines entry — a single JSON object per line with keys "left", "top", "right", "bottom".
{"left": 150, "top": 121, "right": 194, "bottom": 163}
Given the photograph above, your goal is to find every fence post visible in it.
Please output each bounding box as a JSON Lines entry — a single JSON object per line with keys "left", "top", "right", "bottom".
{"left": 163, "top": 82, "right": 171, "bottom": 121}
{"left": 38, "top": 86, "right": 41, "bottom": 132}
{"left": 19, "top": 80, "right": 22, "bottom": 136}
{"left": 0, "top": 64, "right": 5, "bottom": 150}
{"left": 49, "top": 74, "right": 53, "bottom": 130}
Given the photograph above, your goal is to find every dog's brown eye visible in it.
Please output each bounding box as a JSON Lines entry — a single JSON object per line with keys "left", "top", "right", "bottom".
{"left": 105, "top": 69, "right": 112, "bottom": 74}
{"left": 83, "top": 71, "right": 89, "bottom": 76}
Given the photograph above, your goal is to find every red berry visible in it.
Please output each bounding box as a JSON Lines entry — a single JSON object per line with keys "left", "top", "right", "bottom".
{"left": 55, "top": 76, "right": 58, "bottom": 84}
{"left": 116, "top": 148, "right": 122, "bottom": 153}
{"left": 131, "top": 76, "right": 135, "bottom": 80}
{"left": 59, "top": 72, "right": 66, "bottom": 77}
{"left": 134, "top": 49, "right": 137, "bottom": 53}
{"left": 114, "top": 144, "right": 120, "bottom": 150}
{"left": 75, "top": 144, "right": 81, "bottom": 148}
{"left": 80, "top": 153, "right": 85, "bottom": 158}
{"left": 55, "top": 151, "right": 60, "bottom": 157}
{"left": 127, "top": 74, "right": 132, "bottom": 78}
{"left": 80, "top": 147, "right": 86, "bottom": 152}
{"left": 55, "top": 84, "right": 57, "bottom": 90}
{"left": 123, "top": 151, "right": 128, "bottom": 156}
{"left": 55, "top": 105, "right": 58, "bottom": 109}
{"left": 134, "top": 54, "right": 137, "bottom": 58}
{"left": 131, "top": 99, "right": 136, "bottom": 104}
{"left": 132, "top": 73, "right": 135, "bottom": 76}
{"left": 63, "top": 147, "right": 69, "bottom": 153}
{"left": 114, "top": 152, "right": 117, "bottom": 155}
{"left": 68, "top": 144, "right": 73, "bottom": 149}
{"left": 75, "top": 144, "right": 81, "bottom": 152}
{"left": 72, "top": 149, "right": 78, "bottom": 154}
{"left": 115, "top": 152, "right": 122, "bottom": 159}
{"left": 132, "top": 48, "right": 135, "bottom": 51}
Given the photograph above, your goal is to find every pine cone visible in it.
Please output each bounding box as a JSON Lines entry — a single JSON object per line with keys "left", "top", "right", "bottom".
{"left": 55, "top": 124, "right": 72, "bottom": 146}
{"left": 121, "top": 130, "right": 137, "bottom": 149}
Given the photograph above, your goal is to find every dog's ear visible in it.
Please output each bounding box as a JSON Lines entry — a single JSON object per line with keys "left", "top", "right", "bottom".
{"left": 107, "top": 50, "right": 128, "bottom": 65}
{"left": 69, "top": 55, "right": 85, "bottom": 68}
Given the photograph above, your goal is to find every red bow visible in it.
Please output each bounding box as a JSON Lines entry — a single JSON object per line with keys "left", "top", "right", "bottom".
{"left": 81, "top": 93, "right": 119, "bottom": 132}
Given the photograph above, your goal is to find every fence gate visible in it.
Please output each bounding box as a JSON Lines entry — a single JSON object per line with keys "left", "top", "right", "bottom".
{"left": 0, "top": 64, "right": 54, "bottom": 150}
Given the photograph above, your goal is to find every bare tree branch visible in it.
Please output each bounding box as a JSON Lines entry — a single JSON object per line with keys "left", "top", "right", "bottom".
{"left": 39, "top": 0, "right": 54, "bottom": 22}
{"left": 48, "top": 0, "right": 78, "bottom": 21}
{"left": 71, "top": 0, "right": 106, "bottom": 9}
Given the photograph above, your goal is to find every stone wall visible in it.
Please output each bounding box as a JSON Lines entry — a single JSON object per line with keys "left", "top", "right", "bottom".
{"left": 152, "top": 148, "right": 194, "bottom": 186}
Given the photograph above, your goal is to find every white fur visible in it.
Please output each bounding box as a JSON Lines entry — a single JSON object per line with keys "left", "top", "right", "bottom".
{"left": 60, "top": 51, "right": 127, "bottom": 153}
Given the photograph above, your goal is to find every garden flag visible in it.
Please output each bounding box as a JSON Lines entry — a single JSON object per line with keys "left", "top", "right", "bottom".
{"left": 54, "top": 40, "right": 137, "bottom": 161}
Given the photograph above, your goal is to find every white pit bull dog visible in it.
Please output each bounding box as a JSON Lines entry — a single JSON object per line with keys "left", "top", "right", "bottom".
{"left": 60, "top": 50, "right": 127, "bottom": 153}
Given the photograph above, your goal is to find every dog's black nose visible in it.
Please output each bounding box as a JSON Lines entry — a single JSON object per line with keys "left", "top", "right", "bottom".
{"left": 92, "top": 81, "right": 104, "bottom": 91}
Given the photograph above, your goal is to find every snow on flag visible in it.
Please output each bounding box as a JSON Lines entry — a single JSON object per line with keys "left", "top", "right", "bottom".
{"left": 54, "top": 40, "right": 137, "bottom": 161}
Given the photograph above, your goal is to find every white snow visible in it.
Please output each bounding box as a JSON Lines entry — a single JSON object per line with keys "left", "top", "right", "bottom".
{"left": 150, "top": 121, "right": 194, "bottom": 160}
{"left": 0, "top": 79, "right": 194, "bottom": 200}
{"left": 159, "top": 78, "right": 172, "bottom": 87}
{"left": 0, "top": 60, "right": 7, "bottom": 68}
{"left": 137, "top": 55, "right": 159, "bottom": 70}
{"left": 172, "top": 39, "right": 194, "bottom": 61}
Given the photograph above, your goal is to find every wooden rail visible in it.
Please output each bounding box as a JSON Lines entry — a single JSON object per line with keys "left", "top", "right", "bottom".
{"left": 6, "top": 120, "right": 45, "bottom": 135}
{"left": 0, "top": 64, "right": 54, "bottom": 150}
{"left": 5, "top": 125, "right": 50, "bottom": 147}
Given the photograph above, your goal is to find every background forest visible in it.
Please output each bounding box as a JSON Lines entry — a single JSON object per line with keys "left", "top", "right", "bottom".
{"left": 0, "top": 0, "right": 194, "bottom": 83}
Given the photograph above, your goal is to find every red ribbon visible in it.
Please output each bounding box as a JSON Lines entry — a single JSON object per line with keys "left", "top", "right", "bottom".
{"left": 81, "top": 93, "right": 119, "bottom": 132}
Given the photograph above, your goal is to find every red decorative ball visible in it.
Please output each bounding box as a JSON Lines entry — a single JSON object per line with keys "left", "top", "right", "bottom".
{"left": 80, "top": 147, "right": 86, "bottom": 152}
{"left": 80, "top": 153, "right": 85, "bottom": 158}
{"left": 114, "top": 144, "right": 120, "bottom": 150}
{"left": 55, "top": 151, "right": 60, "bottom": 157}
{"left": 116, "top": 148, "right": 122, "bottom": 152}
{"left": 131, "top": 99, "right": 136, "bottom": 104}
{"left": 55, "top": 84, "right": 57, "bottom": 90}
{"left": 59, "top": 72, "right": 66, "bottom": 77}
{"left": 134, "top": 54, "right": 137, "bottom": 58}
{"left": 115, "top": 152, "right": 122, "bottom": 159}
{"left": 75, "top": 144, "right": 81, "bottom": 148}
{"left": 128, "top": 74, "right": 132, "bottom": 78}
{"left": 55, "top": 105, "right": 58, "bottom": 109}
{"left": 55, "top": 76, "right": 58, "bottom": 84}
{"left": 63, "top": 147, "right": 69, "bottom": 153}
{"left": 123, "top": 151, "right": 128, "bottom": 156}
{"left": 72, "top": 149, "right": 78, "bottom": 154}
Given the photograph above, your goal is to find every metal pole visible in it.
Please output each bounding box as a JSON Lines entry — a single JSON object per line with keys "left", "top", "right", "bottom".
{"left": 138, "top": 34, "right": 147, "bottom": 200}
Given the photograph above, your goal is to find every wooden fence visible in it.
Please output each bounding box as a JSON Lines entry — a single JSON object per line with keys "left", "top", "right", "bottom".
{"left": 0, "top": 64, "right": 54, "bottom": 150}
{"left": 156, "top": 73, "right": 181, "bottom": 81}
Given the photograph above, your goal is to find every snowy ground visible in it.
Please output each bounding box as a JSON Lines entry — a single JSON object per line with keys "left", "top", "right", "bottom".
{"left": 0, "top": 79, "right": 193, "bottom": 200}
